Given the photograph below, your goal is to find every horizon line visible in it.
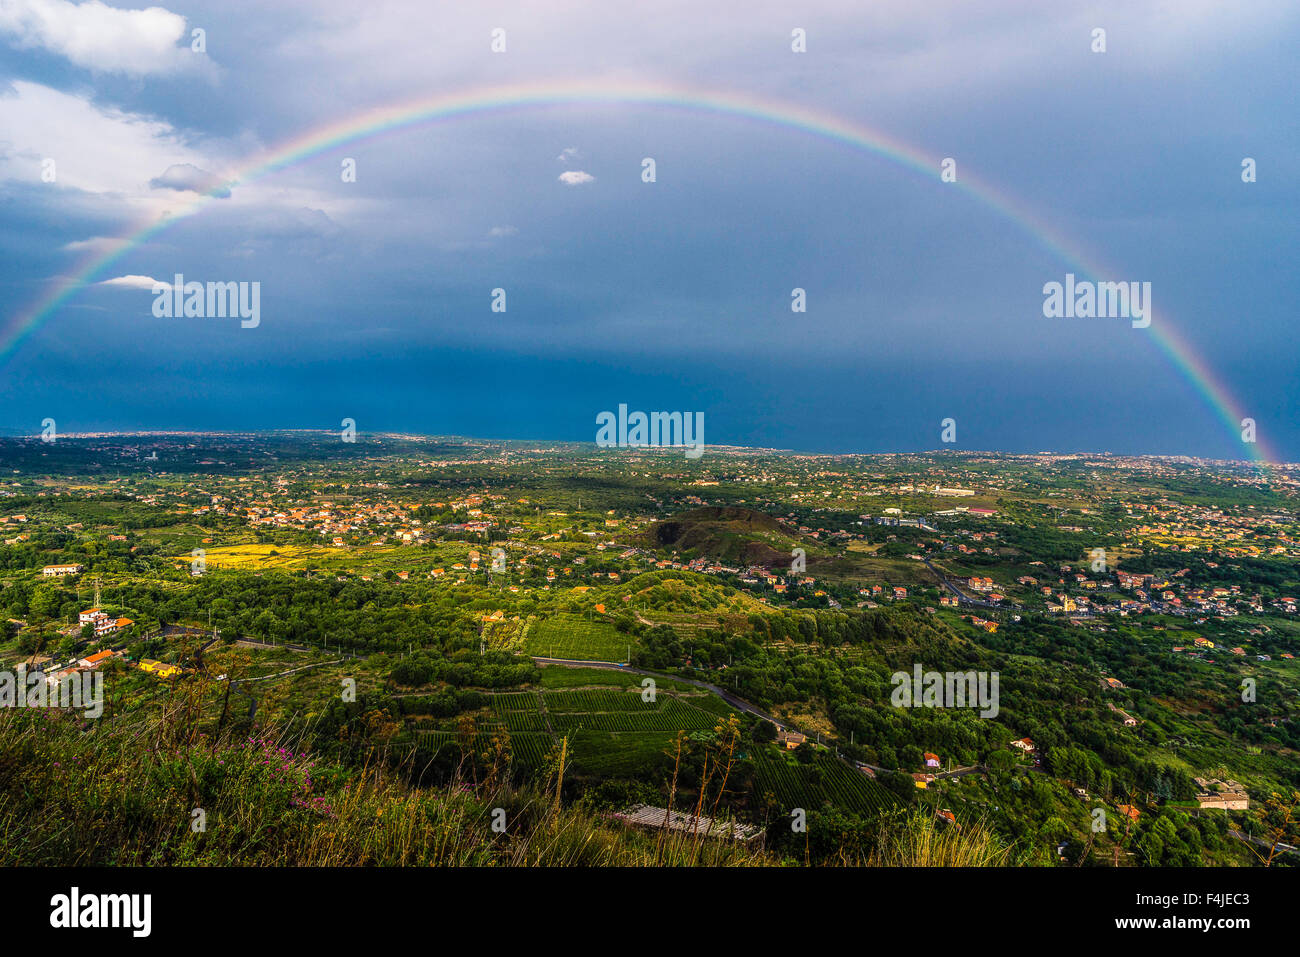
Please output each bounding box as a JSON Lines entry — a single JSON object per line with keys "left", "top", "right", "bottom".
{"left": 0, "top": 428, "right": 1290, "bottom": 470}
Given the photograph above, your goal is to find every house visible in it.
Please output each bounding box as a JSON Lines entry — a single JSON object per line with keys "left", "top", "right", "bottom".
{"left": 44, "top": 666, "right": 82, "bottom": 688}
{"left": 138, "top": 659, "right": 182, "bottom": 678}
{"left": 1010, "top": 737, "right": 1035, "bottom": 752}
{"left": 42, "top": 564, "right": 84, "bottom": 577}
{"left": 911, "top": 773, "right": 935, "bottom": 788}
{"left": 1116, "top": 804, "right": 1141, "bottom": 822}
{"left": 1194, "top": 778, "right": 1250, "bottom": 811}
{"left": 776, "top": 730, "right": 807, "bottom": 750}
{"left": 923, "top": 752, "right": 941, "bottom": 768}
{"left": 78, "top": 650, "right": 119, "bottom": 670}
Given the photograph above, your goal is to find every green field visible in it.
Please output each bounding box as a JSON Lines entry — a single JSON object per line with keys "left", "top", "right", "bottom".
{"left": 523, "top": 616, "right": 633, "bottom": 661}
{"left": 546, "top": 689, "right": 722, "bottom": 733}
{"left": 537, "top": 665, "right": 696, "bottom": 692}
{"left": 752, "top": 749, "right": 896, "bottom": 815}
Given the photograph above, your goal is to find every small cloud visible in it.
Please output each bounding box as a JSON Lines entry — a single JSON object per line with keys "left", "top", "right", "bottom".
{"left": 558, "top": 170, "right": 595, "bottom": 186}
{"left": 556, "top": 147, "right": 580, "bottom": 162}
{"left": 63, "top": 236, "right": 128, "bottom": 255}
{"left": 99, "top": 274, "right": 168, "bottom": 291}
{"left": 149, "top": 163, "right": 231, "bottom": 198}
{"left": 489, "top": 225, "right": 518, "bottom": 237}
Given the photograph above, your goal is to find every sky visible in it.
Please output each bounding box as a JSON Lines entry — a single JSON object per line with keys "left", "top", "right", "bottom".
{"left": 0, "top": 0, "right": 1297, "bottom": 460}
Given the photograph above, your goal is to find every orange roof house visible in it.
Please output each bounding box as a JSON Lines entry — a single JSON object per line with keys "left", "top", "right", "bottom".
{"left": 78, "top": 650, "right": 117, "bottom": 669}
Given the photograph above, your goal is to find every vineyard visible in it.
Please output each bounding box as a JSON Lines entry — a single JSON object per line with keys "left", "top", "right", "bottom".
{"left": 751, "top": 749, "right": 896, "bottom": 815}
{"left": 414, "top": 680, "right": 894, "bottom": 819}
{"left": 414, "top": 729, "right": 554, "bottom": 771}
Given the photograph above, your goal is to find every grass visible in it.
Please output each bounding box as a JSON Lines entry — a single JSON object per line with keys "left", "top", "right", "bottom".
{"left": 523, "top": 616, "right": 632, "bottom": 661}
{"left": 537, "top": 665, "right": 695, "bottom": 692}
{"left": 0, "top": 707, "right": 767, "bottom": 867}
{"left": 866, "top": 812, "right": 1012, "bottom": 867}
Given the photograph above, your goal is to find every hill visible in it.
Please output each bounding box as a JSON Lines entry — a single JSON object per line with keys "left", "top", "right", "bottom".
{"left": 646, "top": 507, "right": 806, "bottom": 567}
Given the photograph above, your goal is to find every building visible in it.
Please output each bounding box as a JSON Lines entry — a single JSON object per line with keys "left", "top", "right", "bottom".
{"left": 607, "top": 804, "right": 763, "bottom": 843}
{"left": 777, "top": 730, "right": 807, "bottom": 750}
{"left": 1010, "top": 737, "right": 1035, "bottom": 752}
{"left": 42, "top": 564, "right": 85, "bottom": 577}
{"left": 139, "top": 659, "right": 183, "bottom": 678}
{"left": 1194, "top": 778, "right": 1250, "bottom": 811}
{"left": 923, "top": 752, "right": 941, "bottom": 768}
{"left": 78, "top": 650, "right": 119, "bottom": 670}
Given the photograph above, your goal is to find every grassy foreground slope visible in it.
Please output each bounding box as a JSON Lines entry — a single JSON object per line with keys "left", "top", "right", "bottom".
{"left": 0, "top": 706, "right": 1004, "bottom": 867}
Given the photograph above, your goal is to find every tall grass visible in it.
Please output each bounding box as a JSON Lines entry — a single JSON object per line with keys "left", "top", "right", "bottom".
{"left": 0, "top": 708, "right": 767, "bottom": 866}
{"left": 865, "top": 812, "right": 1012, "bottom": 867}
{"left": 0, "top": 700, "right": 1008, "bottom": 867}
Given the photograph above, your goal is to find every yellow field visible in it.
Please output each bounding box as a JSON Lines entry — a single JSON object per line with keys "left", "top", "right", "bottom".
{"left": 177, "top": 544, "right": 324, "bottom": 569}
{"left": 847, "top": 541, "right": 882, "bottom": 553}
{"left": 178, "top": 543, "right": 407, "bottom": 571}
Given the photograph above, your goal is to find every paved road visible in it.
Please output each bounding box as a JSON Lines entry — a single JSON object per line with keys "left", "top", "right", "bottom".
{"left": 1227, "top": 829, "right": 1299, "bottom": 858}
{"left": 923, "top": 558, "right": 1025, "bottom": 613}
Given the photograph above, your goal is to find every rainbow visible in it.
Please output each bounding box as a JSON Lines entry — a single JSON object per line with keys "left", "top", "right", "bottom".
{"left": 0, "top": 79, "right": 1276, "bottom": 467}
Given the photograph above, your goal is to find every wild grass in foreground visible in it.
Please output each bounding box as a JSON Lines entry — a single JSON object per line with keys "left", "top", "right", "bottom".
{"left": 0, "top": 707, "right": 1007, "bottom": 866}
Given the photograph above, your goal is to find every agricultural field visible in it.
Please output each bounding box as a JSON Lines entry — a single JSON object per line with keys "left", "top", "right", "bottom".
{"left": 751, "top": 749, "right": 896, "bottom": 816}
{"left": 522, "top": 615, "right": 633, "bottom": 661}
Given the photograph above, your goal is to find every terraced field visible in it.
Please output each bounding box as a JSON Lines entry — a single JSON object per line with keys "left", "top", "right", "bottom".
{"left": 751, "top": 749, "right": 896, "bottom": 815}
{"left": 416, "top": 729, "right": 554, "bottom": 771}
{"left": 415, "top": 680, "right": 892, "bottom": 818}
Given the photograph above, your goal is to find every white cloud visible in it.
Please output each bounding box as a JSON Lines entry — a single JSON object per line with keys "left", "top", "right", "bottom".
{"left": 489, "top": 225, "right": 518, "bottom": 237}
{"left": 63, "top": 235, "right": 128, "bottom": 253}
{"left": 149, "top": 162, "right": 231, "bottom": 198}
{"left": 558, "top": 170, "right": 595, "bottom": 186}
{"left": 0, "top": 0, "right": 194, "bottom": 75}
{"left": 0, "top": 80, "right": 207, "bottom": 201}
{"left": 556, "top": 147, "right": 580, "bottom": 162}
{"left": 99, "top": 274, "right": 165, "bottom": 290}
